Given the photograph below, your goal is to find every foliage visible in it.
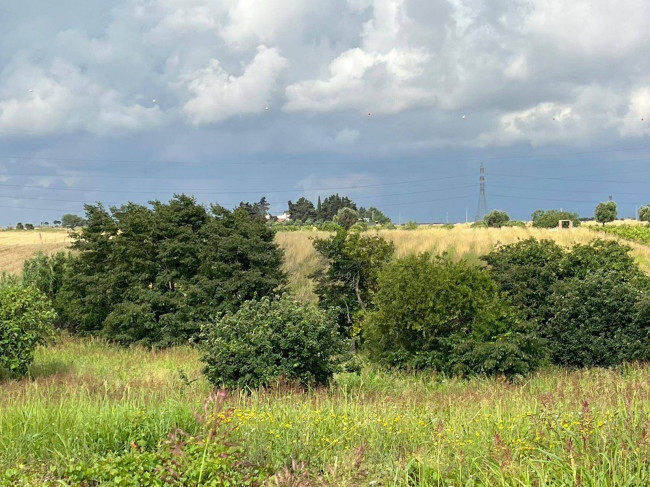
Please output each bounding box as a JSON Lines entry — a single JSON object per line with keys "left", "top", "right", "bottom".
{"left": 440, "top": 223, "right": 455, "bottom": 229}
{"left": 363, "top": 253, "right": 545, "bottom": 376}
{"left": 482, "top": 238, "right": 564, "bottom": 323}
{"left": 0, "top": 285, "right": 56, "bottom": 378}
{"left": 61, "top": 213, "right": 87, "bottom": 228}
{"left": 201, "top": 296, "right": 349, "bottom": 388}
{"left": 559, "top": 239, "right": 645, "bottom": 281}
{"left": 318, "top": 194, "right": 357, "bottom": 221}
{"left": 287, "top": 197, "right": 317, "bottom": 223}
{"left": 595, "top": 200, "right": 617, "bottom": 226}
{"left": 312, "top": 230, "right": 395, "bottom": 336}
{"left": 358, "top": 206, "right": 391, "bottom": 224}
{"left": 403, "top": 220, "right": 418, "bottom": 230}
{"left": 470, "top": 220, "right": 487, "bottom": 228}
{"left": 56, "top": 195, "right": 285, "bottom": 345}
{"left": 483, "top": 209, "right": 510, "bottom": 228}
{"left": 596, "top": 223, "right": 650, "bottom": 245}
{"left": 15, "top": 222, "right": 23, "bottom": 230}
{"left": 546, "top": 271, "right": 650, "bottom": 367}
{"left": 238, "top": 197, "right": 270, "bottom": 220}
{"left": 24, "top": 223, "right": 34, "bottom": 230}
{"left": 333, "top": 207, "right": 359, "bottom": 229}
{"left": 348, "top": 221, "right": 368, "bottom": 232}
{"left": 21, "top": 251, "right": 68, "bottom": 302}
{"left": 639, "top": 205, "right": 650, "bottom": 222}
{"left": 502, "top": 220, "right": 526, "bottom": 227}
{"left": 531, "top": 209, "right": 581, "bottom": 228}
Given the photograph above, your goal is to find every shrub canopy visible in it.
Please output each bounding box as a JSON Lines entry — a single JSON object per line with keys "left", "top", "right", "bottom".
{"left": 201, "top": 295, "right": 349, "bottom": 388}
{"left": 363, "top": 253, "right": 545, "bottom": 376}
{"left": 56, "top": 195, "right": 285, "bottom": 345}
{"left": 0, "top": 285, "right": 56, "bottom": 378}
{"left": 531, "top": 209, "right": 580, "bottom": 228}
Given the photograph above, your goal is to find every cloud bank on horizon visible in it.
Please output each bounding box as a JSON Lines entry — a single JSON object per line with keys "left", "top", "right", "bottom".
{"left": 1, "top": 0, "right": 649, "bottom": 148}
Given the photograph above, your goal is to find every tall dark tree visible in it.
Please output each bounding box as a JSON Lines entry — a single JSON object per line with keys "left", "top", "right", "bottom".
{"left": 238, "top": 197, "right": 270, "bottom": 220}
{"left": 56, "top": 195, "right": 285, "bottom": 345}
{"left": 61, "top": 213, "right": 86, "bottom": 229}
{"left": 318, "top": 194, "right": 357, "bottom": 221}
{"left": 287, "top": 197, "right": 317, "bottom": 222}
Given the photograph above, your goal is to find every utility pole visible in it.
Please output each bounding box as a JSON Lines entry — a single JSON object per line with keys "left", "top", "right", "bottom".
{"left": 465, "top": 207, "right": 468, "bottom": 223}
{"left": 475, "top": 163, "right": 487, "bottom": 222}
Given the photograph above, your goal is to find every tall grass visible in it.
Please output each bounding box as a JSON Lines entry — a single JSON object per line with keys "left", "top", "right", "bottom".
{"left": 4, "top": 337, "right": 650, "bottom": 485}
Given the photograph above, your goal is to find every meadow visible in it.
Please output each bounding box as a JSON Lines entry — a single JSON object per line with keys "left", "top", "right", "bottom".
{"left": 4, "top": 336, "right": 650, "bottom": 485}
{"left": 4, "top": 223, "right": 650, "bottom": 485}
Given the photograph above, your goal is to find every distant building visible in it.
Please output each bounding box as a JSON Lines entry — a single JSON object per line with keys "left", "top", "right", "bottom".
{"left": 276, "top": 211, "right": 291, "bottom": 223}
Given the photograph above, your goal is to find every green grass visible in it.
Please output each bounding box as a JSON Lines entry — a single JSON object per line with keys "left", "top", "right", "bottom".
{"left": 4, "top": 336, "right": 650, "bottom": 485}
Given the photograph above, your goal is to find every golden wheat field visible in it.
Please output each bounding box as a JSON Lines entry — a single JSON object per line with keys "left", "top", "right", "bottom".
{"left": 0, "top": 229, "right": 70, "bottom": 274}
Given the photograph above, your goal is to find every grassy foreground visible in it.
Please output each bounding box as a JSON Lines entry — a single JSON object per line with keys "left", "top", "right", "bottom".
{"left": 4, "top": 336, "right": 650, "bottom": 485}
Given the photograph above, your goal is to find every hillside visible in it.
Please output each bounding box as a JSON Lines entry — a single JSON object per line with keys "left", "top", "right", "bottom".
{"left": 0, "top": 229, "right": 70, "bottom": 274}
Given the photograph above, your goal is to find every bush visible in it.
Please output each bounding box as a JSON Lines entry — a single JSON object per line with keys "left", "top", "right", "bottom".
{"left": 547, "top": 272, "right": 650, "bottom": 367}
{"left": 531, "top": 209, "right": 580, "bottom": 228}
{"left": 482, "top": 238, "right": 564, "bottom": 323}
{"left": 470, "top": 220, "right": 487, "bottom": 228}
{"left": 201, "top": 296, "right": 349, "bottom": 388}
{"left": 349, "top": 221, "right": 368, "bottom": 232}
{"left": 363, "top": 253, "right": 545, "bottom": 377}
{"left": 0, "top": 285, "right": 56, "bottom": 378}
{"left": 440, "top": 223, "right": 455, "bottom": 229}
{"left": 483, "top": 210, "right": 510, "bottom": 228}
{"left": 22, "top": 251, "right": 68, "bottom": 302}
{"left": 317, "top": 222, "right": 344, "bottom": 232}
{"left": 403, "top": 221, "right": 418, "bottom": 230}
{"left": 639, "top": 205, "right": 650, "bottom": 222}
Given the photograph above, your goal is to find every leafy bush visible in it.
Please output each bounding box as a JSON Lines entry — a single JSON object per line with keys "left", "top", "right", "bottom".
{"left": 531, "top": 209, "right": 580, "bottom": 228}
{"left": 312, "top": 230, "right": 395, "bottom": 336}
{"left": 22, "top": 251, "right": 68, "bottom": 302}
{"left": 317, "top": 221, "right": 344, "bottom": 232}
{"left": 639, "top": 205, "right": 650, "bottom": 222}
{"left": 483, "top": 210, "right": 510, "bottom": 228}
{"left": 440, "top": 223, "right": 455, "bottom": 229}
{"left": 56, "top": 196, "right": 284, "bottom": 345}
{"left": 547, "top": 272, "right": 650, "bottom": 367}
{"left": 560, "top": 239, "right": 645, "bottom": 282}
{"left": 333, "top": 207, "right": 359, "bottom": 229}
{"left": 201, "top": 296, "right": 349, "bottom": 388}
{"left": 363, "top": 253, "right": 545, "bottom": 377}
{"left": 0, "top": 285, "right": 56, "bottom": 378}
{"left": 596, "top": 224, "right": 650, "bottom": 245}
{"left": 482, "top": 238, "right": 564, "bottom": 323}
{"left": 349, "top": 221, "right": 369, "bottom": 232}
{"left": 470, "top": 220, "right": 487, "bottom": 228}
{"left": 403, "top": 221, "right": 418, "bottom": 230}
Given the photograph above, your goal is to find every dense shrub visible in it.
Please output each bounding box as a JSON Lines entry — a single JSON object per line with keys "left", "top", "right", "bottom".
{"left": 201, "top": 296, "right": 349, "bottom": 388}
{"left": 470, "top": 220, "right": 487, "bottom": 228}
{"left": 56, "top": 196, "right": 285, "bottom": 345}
{"left": 595, "top": 200, "right": 617, "bottom": 226}
{"left": 312, "top": 230, "right": 395, "bottom": 337}
{"left": 482, "top": 238, "right": 564, "bottom": 322}
{"left": 403, "top": 221, "right": 418, "bottom": 230}
{"left": 483, "top": 210, "right": 510, "bottom": 228}
{"left": 363, "top": 253, "right": 545, "bottom": 377}
{"left": 639, "top": 205, "right": 650, "bottom": 222}
{"left": 531, "top": 209, "right": 580, "bottom": 228}
{"left": 547, "top": 272, "right": 650, "bottom": 367}
{"left": 483, "top": 238, "right": 650, "bottom": 368}
{"left": 0, "top": 285, "right": 56, "bottom": 378}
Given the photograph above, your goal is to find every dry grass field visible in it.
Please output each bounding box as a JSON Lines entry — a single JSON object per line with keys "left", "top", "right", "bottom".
{"left": 0, "top": 229, "right": 70, "bottom": 274}
{"left": 276, "top": 223, "right": 650, "bottom": 301}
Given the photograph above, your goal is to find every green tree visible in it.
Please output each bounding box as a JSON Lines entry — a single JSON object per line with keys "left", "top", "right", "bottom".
{"left": 56, "top": 195, "right": 285, "bottom": 345}
{"left": 334, "top": 207, "right": 358, "bottom": 229}
{"left": 237, "top": 197, "right": 270, "bottom": 220}
{"left": 358, "top": 206, "right": 391, "bottom": 224}
{"left": 61, "top": 213, "right": 86, "bottom": 229}
{"left": 24, "top": 223, "right": 34, "bottom": 230}
{"left": 595, "top": 200, "right": 617, "bottom": 226}
{"left": 318, "top": 194, "right": 357, "bottom": 221}
{"left": 201, "top": 295, "right": 349, "bottom": 388}
{"left": 363, "top": 253, "right": 545, "bottom": 376}
{"left": 312, "top": 230, "right": 394, "bottom": 338}
{"left": 639, "top": 205, "right": 650, "bottom": 222}
{"left": 0, "top": 285, "right": 56, "bottom": 378}
{"left": 15, "top": 222, "right": 23, "bottom": 230}
{"left": 483, "top": 210, "right": 510, "bottom": 228}
{"left": 287, "top": 197, "right": 316, "bottom": 222}
{"left": 531, "top": 209, "right": 581, "bottom": 228}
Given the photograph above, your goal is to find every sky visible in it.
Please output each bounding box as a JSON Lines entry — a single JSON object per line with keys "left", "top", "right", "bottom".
{"left": 0, "top": 0, "right": 649, "bottom": 226}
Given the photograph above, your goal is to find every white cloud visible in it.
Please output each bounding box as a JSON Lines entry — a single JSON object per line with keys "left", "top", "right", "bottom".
{"left": 335, "top": 127, "right": 360, "bottom": 144}
{"left": 182, "top": 45, "right": 288, "bottom": 124}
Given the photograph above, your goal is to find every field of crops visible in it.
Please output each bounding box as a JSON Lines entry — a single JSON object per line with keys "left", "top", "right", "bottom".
{"left": 4, "top": 336, "right": 650, "bottom": 485}
{"left": 596, "top": 224, "right": 650, "bottom": 245}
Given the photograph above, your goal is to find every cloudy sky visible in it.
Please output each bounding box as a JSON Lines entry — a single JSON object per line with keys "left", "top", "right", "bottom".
{"left": 0, "top": 0, "right": 649, "bottom": 225}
